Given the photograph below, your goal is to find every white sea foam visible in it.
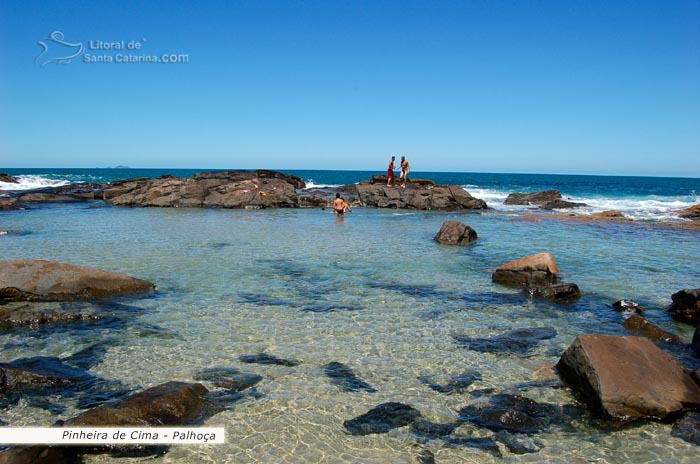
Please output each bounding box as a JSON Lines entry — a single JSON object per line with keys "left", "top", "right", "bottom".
{"left": 462, "top": 185, "right": 696, "bottom": 221}
{"left": 0, "top": 175, "right": 73, "bottom": 191}
{"left": 304, "top": 180, "right": 342, "bottom": 189}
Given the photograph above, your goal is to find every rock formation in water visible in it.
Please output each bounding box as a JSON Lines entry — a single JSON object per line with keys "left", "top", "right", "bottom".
{"left": 434, "top": 220, "right": 478, "bottom": 245}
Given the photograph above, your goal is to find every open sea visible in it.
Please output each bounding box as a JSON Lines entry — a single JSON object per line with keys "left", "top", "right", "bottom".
{"left": 1, "top": 168, "right": 700, "bottom": 463}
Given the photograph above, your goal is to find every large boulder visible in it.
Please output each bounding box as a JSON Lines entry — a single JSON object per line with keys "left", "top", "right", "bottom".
{"left": 556, "top": 334, "right": 700, "bottom": 422}
{"left": 666, "top": 289, "right": 700, "bottom": 324}
{"left": 0, "top": 173, "right": 19, "bottom": 184}
{"left": 679, "top": 204, "right": 700, "bottom": 221}
{"left": 434, "top": 221, "right": 478, "bottom": 245}
{"left": 492, "top": 252, "right": 559, "bottom": 287}
{"left": 356, "top": 184, "right": 487, "bottom": 210}
{"left": 621, "top": 314, "right": 681, "bottom": 344}
{"left": 0, "top": 260, "right": 155, "bottom": 303}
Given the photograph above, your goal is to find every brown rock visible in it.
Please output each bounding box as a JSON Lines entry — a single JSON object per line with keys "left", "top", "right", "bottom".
{"left": 16, "top": 193, "right": 81, "bottom": 203}
{"left": 434, "top": 221, "right": 478, "bottom": 245}
{"left": 356, "top": 184, "right": 488, "bottom": 210}
{"left": 0, "top": 447, "right": 70, "bottom": 464}
{"left": 666, "top": 288, "right": 700, "bottom": 324}
{"left": 0, "top": 198, "right": 23, "bottom": 211}
{"left": 526, "top": 283, "right": 581, "bottom": 302}
{"left": 67, "top": 381, "right": 209, "bottom": 426}
{"left": 492, "top": 252, "right": 559, "bottom": 287}
{"left": 0, "top": 260, "right": 155, "bottom": 303}
{"left": 679, "top": 204, "right": 700, "bottom": 221}
{"left": 621, "top": 314, "right": 681, "bottom": 344}
{"left": 556, "top": 334, "right": 700, "bottom": 422}
{"left": 0, "top": 304, "right": 99, "bottom": 328}
{"left": 0, "top": 173, "right": 19, "bottom": 184}
{"left": 0, "top": 358, "right": 91, "bottom": 394}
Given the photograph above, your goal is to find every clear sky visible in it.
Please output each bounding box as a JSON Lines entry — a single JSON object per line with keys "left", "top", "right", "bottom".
{"left": 1, "top": 0, "right": 698, "bottom": 176}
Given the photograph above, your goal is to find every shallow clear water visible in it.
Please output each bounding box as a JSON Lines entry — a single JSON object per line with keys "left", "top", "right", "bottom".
{"left": 1, "top": 203, "right": 699, "bottom": 463}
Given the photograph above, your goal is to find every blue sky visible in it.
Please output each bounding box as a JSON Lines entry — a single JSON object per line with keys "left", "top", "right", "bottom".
{"left": 1, "top": 0, "right": 698, "bottom": 176}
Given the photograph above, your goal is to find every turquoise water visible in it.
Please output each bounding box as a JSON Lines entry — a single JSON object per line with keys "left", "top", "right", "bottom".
{"left": 1, "top": 198, "right": 699, "bottom": 462}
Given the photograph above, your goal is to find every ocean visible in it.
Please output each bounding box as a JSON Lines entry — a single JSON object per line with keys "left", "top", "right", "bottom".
{"left": 1, "top": 168, "right": 700, "bottom": 463}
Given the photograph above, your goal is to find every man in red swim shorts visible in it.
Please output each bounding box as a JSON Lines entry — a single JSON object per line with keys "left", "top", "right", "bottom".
{"left": 387, "top": 156, "right": 396, "bottom": 186}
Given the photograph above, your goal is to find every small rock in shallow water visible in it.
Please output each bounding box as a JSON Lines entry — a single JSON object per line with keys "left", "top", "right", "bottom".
{"left": 344, "top": 402, "right": 422, "bottom": 435}
{"left": 495, "top": 431, "right": 545, "bottom": 454}
{"left": 443, "top": 436, "right": 502, "bottom": 457}
{"left": 324, "top": 362, "right": 376, "bottom": 393}
{"left": 458, "top": 394, "right": 562, "bottom": 434}
{"left": 239, "top": 353, "right": 301, "bottom": 366}
{"left": 621, "top": 314, "right": 681, "bottom": 344}
{"left": 216, "top": 374, "right": 263, "bottom": 391}
{"left": 418, "top": 370, "right": 482, "bottom": 394}
{"left": 409, "top": 419, "right": 456, "bottom": 439}
{"left": 525, "top": 283, "right": 581, "bottom": 302}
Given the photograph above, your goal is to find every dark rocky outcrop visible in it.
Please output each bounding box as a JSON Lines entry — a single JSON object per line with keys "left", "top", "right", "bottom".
{"left": 104, "top": 170, "right": 302, "bottom": 208}
{"left": 666, "top": 289, "right": 700, "bottom": 324}
{"left": 356, "top": 183, "right": 488, "bottom": 210}
{"left": 0, "top": 173, "right": 19, "bottom": 184}
{"left": 556, "top": 334, "right": 700, "bottom": 422}
{"left": 679, "top": 204, "right": 700, "bottom": 221}
{"left": 612, "top": 300, "right": 646, "bottom": 313}
{"left": 672, "top": 413, "right": 700, "bottom": 445}
{"left": 0, "top": 260, "right": 155, "bottom": 303}
{"left": 693, "top": 327, "right": 700, "bottom": 357}
{"left": 16, "top": 193, "right": 82, "bottom": 203}
{"left": 621, "top": 314, "right": 681, "bottom": 344}
{"left": 324, "top": 362, "right": 376, "bottom": 393}
{"left": 454, "top": 327, "right": 557, "bottom": 355}
{"left": 0, "top": 304, "right": 99, "bottom": 328}
{"left": 238, "top": 353, "right": 301, "bottom": 366}
{"left": 526, "top": 283, "right": 581, "bottom": 302}
{"left": 0, "top": 198, "right": 24, "bottom": 211}
{"left": 505, "top": 190, "right": 562, "bottom": 206}
{"left": 492, "top": 252, "right": 559, "bottom": 287}
{"left": 343, "top": 402, "right": 422, "bottom": 435}
{"left": 434, "top": 220, "right": 478, "bottom": 245}
{"left": 540, "top": 200, "right": 588, "bottom": 210}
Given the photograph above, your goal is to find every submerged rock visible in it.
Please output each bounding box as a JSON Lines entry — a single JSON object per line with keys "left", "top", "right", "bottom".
{"left": 0, "top": 304, "right": 99, "bottom": 328}
{"left": 434, "top": 220, "right": 478, "bottom": 246}
{"left": 344, "top": 402, "right": 422, "bottom": 435}
{"left": 454, "top": 327, "right": 557, "bottom": 355}
{"left": 492, "top": 252, "right": 559, "bottom": 287}
{"left": 540, "top": 199, "right": 588, "bottom": 210}
{"left": 621, "top": 314, "right": 681, "bottom": 344}
{"left": 0, "top": 356, "right": 92, "bottom": 394}
{"left": 239, "top": 353, "right": 301, "bottom": 367}
{"left": 671, "top": 413, "right": 700, "bottom": 445}
{"left": 324, "top": 362, "right": 376, "bottom": 393}
{"left": 612, "top": 300, "right": 646, "bottom": 314}
{"left": 525, "top": 283, "right": 581, "bottom": 302}
{"left": 693, "top": 327, "right": 700, "bottom": 357}
{"left": 556, "top": 334, "right": 700, "bottom": 422}
{"left": 666, "top": 288, "right": 700, "bottom": 324}
{"left": 418, "top": 370, "right": 482, "bottom": 394}
{"left": 193, "top": 367, "right": 262, "bottom": 392}
{"left": 0, "top": 260, "right": 155, "bottom": 303}
{"left": 458, "top": 394, "right": 562, "bottom": 434}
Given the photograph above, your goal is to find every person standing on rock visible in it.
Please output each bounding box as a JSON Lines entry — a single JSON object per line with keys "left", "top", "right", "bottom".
{"left": 387, "top": 156, "right": 396, "bottom": 186}
{"left": 333, "top": 193, "right": 351, "bottom": 216}
{"left": 399, "top": 155, "right": 410, "bottom": 188}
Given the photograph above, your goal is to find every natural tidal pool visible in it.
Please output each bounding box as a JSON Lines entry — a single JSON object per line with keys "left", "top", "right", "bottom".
{"left": 1, "top": 203, "right": 699, "bottom": 463}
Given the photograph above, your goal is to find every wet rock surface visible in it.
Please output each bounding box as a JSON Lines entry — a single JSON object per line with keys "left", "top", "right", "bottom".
{"left": 344, "top": 402, "right": 422, "bottom": 435}
{"left": 612, "top": 300, "right": 646, "bottom": 313}
{"left": 193, "top": 367, "right": 262, "bottom": 391}
{"left": 679, "top": 204, "right": 700, "bottom": 221}
{"left": 454, "top": 327, "right": 557, "bottom": 355}
{"left": 492, "top": 252, "right": 559, "bottom": 287}
{"left": 557, "top": 334, "right": 700, "bottom": 422}
{"left": 525, "top": 283, "right": 581, "bottom": 302}
{"left": 0, "top": 303, "right": 99, "bottom": 328}
{"left": 434, "top": 220, "right": 478, "bottom": 245}
{"left": 0, "top": 173, "right": 19, "bottom": 184}
{"left": 672, "top": 412, "right": 700, "bottom": 445}
{"left": 621, "top": 314, "right": 681, "bottom": 344}
{"left": 324, "top": 362, "right": 376, "bottom": 393}
{"left": 666, "top": 288, "right": 700, "bottom": 324}
{"left": 0, "top": 260, "right": 155, "bottom": 303}
{"left": 355, "top": 183, "right": 488, "bottom": 210}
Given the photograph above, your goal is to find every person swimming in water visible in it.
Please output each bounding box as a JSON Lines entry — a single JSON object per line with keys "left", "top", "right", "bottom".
{"left": 332, "top": 193, "right": 351, "bottom": 216}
